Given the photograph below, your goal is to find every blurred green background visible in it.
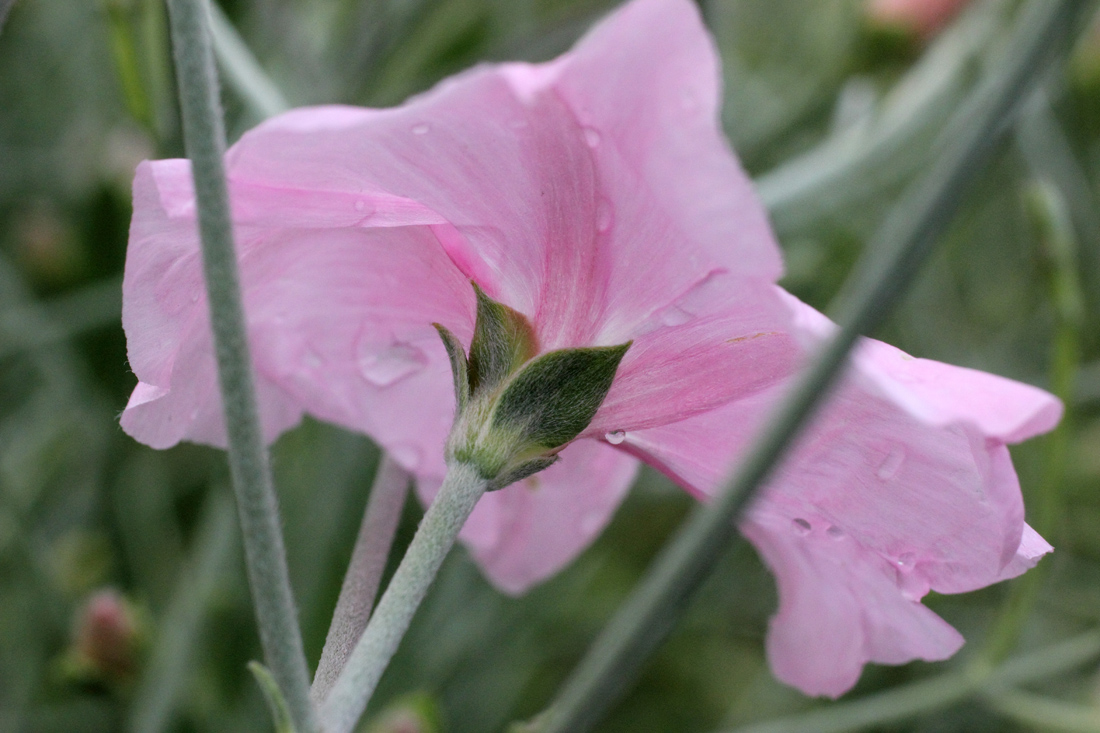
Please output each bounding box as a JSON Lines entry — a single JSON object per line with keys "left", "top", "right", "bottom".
{"left": 2, "top": 0, "right": 1100, "bottom": 730}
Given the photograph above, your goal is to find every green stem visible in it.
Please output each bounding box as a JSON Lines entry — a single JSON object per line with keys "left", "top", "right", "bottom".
{"left": 208, "top": 1, "right": 290, "bottom": 120}
{"left": 128, "top": 492, "right": 236, "bottom": 733}
{"left": 531, "top": 2, "right": 1088, "bottom": 731}
{"left": 312, "top": 456, "right": 411, "bottom": 704}
{"left": 721, "top": 629, "right": 1100, "bottom": 733}
{"left": 163, "top": 1, "right": 315, "bottom": 730}
{"left": 319, "top": 462, "right": 489, "bottom": 733}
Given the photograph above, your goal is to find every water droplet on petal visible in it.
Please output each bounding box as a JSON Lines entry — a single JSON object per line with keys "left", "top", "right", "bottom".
{"left": 604, "top": 430, "right": 626, "bottom": 445}
{"left": 411, "top": 123, "right": 430, "bottom": 135}
{"left": 877, "top": 447, "right": 906, "bottom": 480}
{"left": 791, "top": 518, "right": 811, "bottom": 535}
{"left": 190, "top": 292, "right": 199, "bottom": 303}
{"left": 895, "top": 552, "right": 916, "bottom": 571}
{"left": 658, "top": 305, "right": 692, "bottom": 327}
{"left": 581, "top": 510, "right": 606, "bottom": 535}
{"left": 595, "top": 200, "right": 614, "bottom": 233}
{"left": 357, "top": 340, "right": 429, "bottom": 387}
{"left": 389, "top": 443, "right": 422, "bottom": 470}
{"left": 582, "top": 127, "right": 601, "bottom": 148}
{"left": 826, "top": 525, "right": 844, "bottom": 539}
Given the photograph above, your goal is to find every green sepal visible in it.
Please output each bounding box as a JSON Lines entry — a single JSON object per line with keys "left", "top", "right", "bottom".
{"left": 487, "top": 455, "right": 559, "bottom": 492}
{"left": 468, "top": 283, "right": 538, "bottom": 394}
{"left": 492, "top": 342, "right": 631, "bottom": 449}
{"left": 247, "top": 661, "right": 298, "bottom": 733}
{"left": 433, "top": 323, "right": 469, "bottom": 416}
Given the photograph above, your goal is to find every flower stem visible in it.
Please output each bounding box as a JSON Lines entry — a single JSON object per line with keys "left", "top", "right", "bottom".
{"left": 721, "top": 629, "right": 1100, "bottom": 733}
{"left": 312, "top": 455, "right": 411, "bottom": 704}
{"left": 530, "top": 1, "right": 1088, "bottom": 731}
{"left": 207, "top": 0, "right": 290, "bottom": 120}
{"left": 163, "top": 1, "right": 315, "bottom": 730}
{"left": 319, "top": 462, "right": 489, "bottom": 733}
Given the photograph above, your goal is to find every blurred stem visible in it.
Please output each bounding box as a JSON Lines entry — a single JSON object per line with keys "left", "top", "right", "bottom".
{"left": 530, "top": 2, "right": 1088, "bottom": 731}
{"left": 163, "top": 0, "right": 316, "bottom": 730}
{"left": 0, "top": 0, "right": 14, "bottom": 36}
{"left": 105, "top": 0, "right": 156, "bottom": 132}
{"left": 720, "top": 629, "right": 1100, "bottom": 733}
{"left": 312, "top": 456, "right": 411, "bottom": 704}
{"left": 980, "top": 155, "right": 1086, "bottom": 667}
{"left": 128, "top": 492, "right": 236, "bottom": 733}
{"left": 756, "top": 0, "right": 1007, "bottom": 233}
{"left": 208, "top": 1, "right": 290, "bottom": 120}
{"left": 983, "top": 688, "right": 1100, "bottom": 732}
{"left": 319, "top": 462, "right": 489, "bottom": 733}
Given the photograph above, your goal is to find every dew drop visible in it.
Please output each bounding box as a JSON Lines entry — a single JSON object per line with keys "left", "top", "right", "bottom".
{"left": 791, "top": 518, "right": 811, "bottom": 535}
{"left": 357, "top": 340, "right": 429, "bottom": 387}
{"left": 411, "top": 123, "right": 430, "bottom": 135}
{"left": 581, "top": 510, "right": 605, "bottom": 535}
{"left": 604, "top": 430, "right": 626, "bottom": 445}
{"left": 190, "top": 292, "right": 199, "bottom": 303}
{"left": 658, "top": 305, "right": 692, "bottom": 327}
{"left": 826, "top": 525, "right": 844, "bottom": 539}
{"left": 595, "top": 200, "right": 614, "bottom": 233}
{"left": 895, "top": 552, "right": 916, "bottom": 571}
{"left": 877, "top": 447, "right": 906, "bottom": 480}
{"left": 389, "top": 443, "right": 422, "bottom": 470}
{"left": 582, "top": 127, "right": 601, "bottom": 148}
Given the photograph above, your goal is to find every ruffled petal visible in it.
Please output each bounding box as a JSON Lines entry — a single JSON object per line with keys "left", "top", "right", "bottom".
{"left": 416, "top": 440, "right": 640, "bottom": 594}
{"left": 743, "top": 508, "right": 964, "bottom": 698}
{"left": 619, "top": 293, "right": 1057, "bottom": 696}
{"left": 121, "top": 159, "right": 473, "bottom": 473}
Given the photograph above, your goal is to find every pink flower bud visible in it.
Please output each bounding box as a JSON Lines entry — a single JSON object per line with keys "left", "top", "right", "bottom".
{"left": 72, "top": 589, "right": 139, "bottom": 681}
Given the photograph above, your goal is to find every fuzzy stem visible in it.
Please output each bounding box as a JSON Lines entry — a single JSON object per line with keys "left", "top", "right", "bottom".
{"left": 163, "top": 1, "right": 315, "bottom": 730}
{"left": 531, "top": 1, "right": 1088, "bottom": 731}
{"left": 311, "top": 456, "right": 411, "bottom": 704}
{"left": 319, "top": 462, "right": 488, "bottom": 733}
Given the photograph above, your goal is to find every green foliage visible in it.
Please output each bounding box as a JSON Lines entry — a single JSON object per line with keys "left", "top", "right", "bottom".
{"left": 2, "top": 0, "right": 1100, "bottom": 731}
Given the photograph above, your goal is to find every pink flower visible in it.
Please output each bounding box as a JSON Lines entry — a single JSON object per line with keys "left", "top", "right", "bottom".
{"left": 120, "top": 0, "right": 1058, "bottom": 697}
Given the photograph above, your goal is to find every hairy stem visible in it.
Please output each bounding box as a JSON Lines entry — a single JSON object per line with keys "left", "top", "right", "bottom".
{"left": 319, "top": 462, "right": 488, "bottom": 733}
{"left": 312, "top": 456, "right": 411, "bottom": 704}
{"left": 164, "top": 0, "right": 315, "bottom": 729}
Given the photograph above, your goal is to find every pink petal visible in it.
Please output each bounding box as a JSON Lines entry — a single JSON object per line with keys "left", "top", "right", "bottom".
{"left": 121, "top": 159, "right": 474, "bottom": 472}
{"left": 618, "top": 294, "right": 1057, "bottom": 696}
{"left": 552, "top": 0, "right": 783, "bottom": 286}
{"left": 743, "top": 508, "right": 963, "bottom": 698}
{"left": 416, "top": 440, "right": 640, "bottom": 595}
{"left": 589, "top": 274, "right": 800, "bottom": 434}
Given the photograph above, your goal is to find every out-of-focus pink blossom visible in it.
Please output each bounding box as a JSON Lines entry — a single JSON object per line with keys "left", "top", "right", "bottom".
{"left": 867, "top": 0, "right": 972, "bottom": 40}
{"left": 120, "top": 0, "right": 1058, "bottom": 696}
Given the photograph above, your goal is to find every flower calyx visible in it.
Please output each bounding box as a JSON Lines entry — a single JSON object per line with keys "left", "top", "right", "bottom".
{"left": 434, "top": 284, "right": 629, "bottom": 491}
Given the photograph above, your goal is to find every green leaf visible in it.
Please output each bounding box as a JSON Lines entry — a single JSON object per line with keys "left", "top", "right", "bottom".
{"left": 491, "top": 342, "right": 630, "bottom": 450}
{"left": 467, "top": 283, "right": 537, "bottom": 395}
{"left": 248, "top": 661, "right": 298, "bottom": 733}
{"left": 433, "top": 323, "right": 470, "bottom": 416}
{"left": 487, "top": 455, "right": 558, "bottom": 492}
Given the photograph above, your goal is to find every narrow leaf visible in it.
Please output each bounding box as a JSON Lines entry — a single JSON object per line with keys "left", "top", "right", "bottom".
{"left": 249, "top": 661, "right": 299, "bottom": 733}
{"left": 433, "top": 323, "right": 470, "bottom": 415}
{"left": 467, "top": 284, "right": 537, "bottom": 394}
